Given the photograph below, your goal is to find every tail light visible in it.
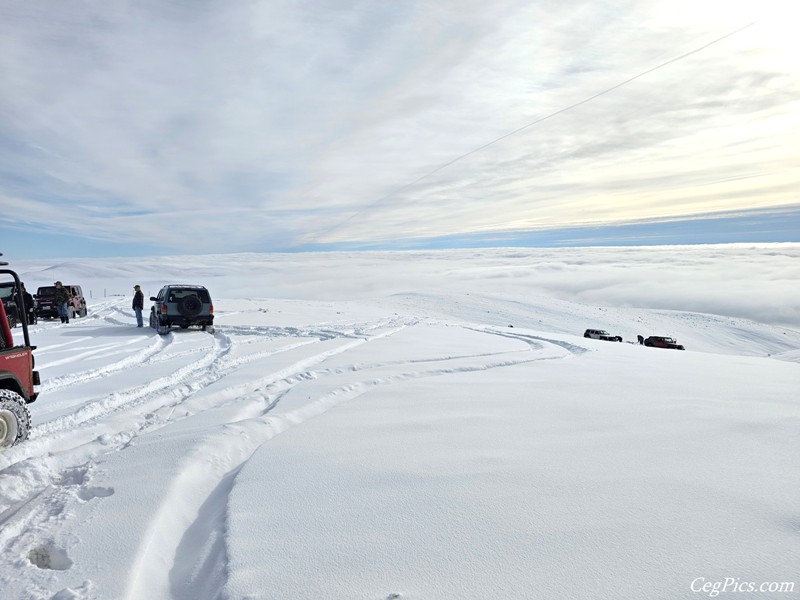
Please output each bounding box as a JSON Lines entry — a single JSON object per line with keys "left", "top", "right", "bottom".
{"left": 161, "top": 305, "right": 167, "bottom": 314}
{"left": 209, "top": 305, "right": 214, "bottom": 315}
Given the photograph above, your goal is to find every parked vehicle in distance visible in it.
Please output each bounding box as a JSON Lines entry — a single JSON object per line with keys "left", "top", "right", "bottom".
{"left": 0, "top": 255, "right": 41, "bottom": 449}
{"left": 35, "top": 285, "right": 87, "bottom": 320}
{"left": 644, "top": 336, "right": 685, "bottom": 350}
{"left": 149, "top": 284, "right": 214, "bottom": 335}
{"left": 584, "top": 328, "right": 622, "bottom": 342}
{"left": 0, "top": 282, "right": 20, "bottom": 328}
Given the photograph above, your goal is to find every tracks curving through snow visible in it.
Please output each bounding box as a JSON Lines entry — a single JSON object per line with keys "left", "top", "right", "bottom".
{"left": 0, "top": 299, "right": 585, "bottom": 599}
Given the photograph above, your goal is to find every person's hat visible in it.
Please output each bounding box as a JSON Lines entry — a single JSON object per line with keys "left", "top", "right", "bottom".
{"left": 54, "top": 281, "right": 62, "bottom": 285}
{"left": 134, "top": 285, "right": 141, "bottom": 289}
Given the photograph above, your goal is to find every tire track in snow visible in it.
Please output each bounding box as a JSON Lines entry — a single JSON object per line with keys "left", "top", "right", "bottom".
{"left": 40, "top": 335, "right": 170, "bottom": 389}
{"left": 28, "top": 332, "right": 225, "bottom": 442}
{"left": 10, "top": 321, "right": 391, "bottom": 466}
{"left": 467, "top": 325, "right": 591, "bottom": 355}
{"left": 124, "top": 324, "right": 576, "bottom": 599}
{"left": 4, "top": 319, "right": 559, "bottom": 598}
{"left": 0, "top": 324, "right": 407, "bottom": 583}
{"left": 0, "top": 331, "right": 229, "bottom": 577}
{"left": 124, "top": 325, "right": 409, "bottom": 599}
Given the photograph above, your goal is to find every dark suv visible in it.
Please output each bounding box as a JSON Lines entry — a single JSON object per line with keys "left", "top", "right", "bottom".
{"left": 35, "top": 285, "right": 87, "bottom": 319}
{"left": 644, "top": 336, "right": 685, "bottom": 350}
{"left": 149, "top": 285, "right": 214, "bottom": 334}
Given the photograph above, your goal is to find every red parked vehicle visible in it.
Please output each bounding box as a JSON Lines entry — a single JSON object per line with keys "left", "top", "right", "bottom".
{"left": 644, "top": 336, "right": 685, "bottom": 350}
{"left": 0, "top": 255, "right": 41, "bottom": 449}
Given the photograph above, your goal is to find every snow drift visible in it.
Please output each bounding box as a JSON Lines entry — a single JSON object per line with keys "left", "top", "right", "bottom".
{"left": 0, "top": 246, "right": 798, "bottom": 599}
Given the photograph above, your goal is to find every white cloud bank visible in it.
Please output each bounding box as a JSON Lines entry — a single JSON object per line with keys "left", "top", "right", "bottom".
{"left": 14, "top": 243, "right": 800, "bottom": 328}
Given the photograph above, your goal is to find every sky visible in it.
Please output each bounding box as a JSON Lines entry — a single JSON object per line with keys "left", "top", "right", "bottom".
{"left": 1, "top": 0, "right": 799, "bottom": 259}
{"left": 1, "top": 249, "right": 799, "bottom": 599}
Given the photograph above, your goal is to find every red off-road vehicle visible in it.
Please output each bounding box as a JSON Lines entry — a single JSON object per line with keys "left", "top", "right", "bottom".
{"left": 0, "top": 256, "right": 41, "bottom": 449}
{"left": 644, "top": 336, "right": 685, "bottom": 350}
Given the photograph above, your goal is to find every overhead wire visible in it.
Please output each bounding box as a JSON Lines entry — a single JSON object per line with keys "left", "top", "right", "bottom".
{"left": 317, "top": 20, "right": 758, "bottom": 240}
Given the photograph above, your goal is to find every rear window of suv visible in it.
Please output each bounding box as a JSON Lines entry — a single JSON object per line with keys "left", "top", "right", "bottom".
{"left": 37, "top": 286, "right": 56, "bottom": 297}
{"left": 165, "top": 288, "right": 211, "bottom": 303}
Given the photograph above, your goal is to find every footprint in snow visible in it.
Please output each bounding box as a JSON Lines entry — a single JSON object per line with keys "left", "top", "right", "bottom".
{"left": 59, "top": 467, "right": 89, "bottom": 487}
{"left": 28, "top": 543, "right": 73, "bottom": 570}
{"left": 77, "top": 486, "right": 115, "bottom": 501}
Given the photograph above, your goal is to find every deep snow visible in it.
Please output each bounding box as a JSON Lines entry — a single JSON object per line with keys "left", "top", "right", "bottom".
{"left": 0, "top": 246, "right": 798, "bottom": 600}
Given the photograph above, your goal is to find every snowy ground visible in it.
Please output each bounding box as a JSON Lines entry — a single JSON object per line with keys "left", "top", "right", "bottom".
{"left": 1, "top": 246, "right": 799, "bottom": 599}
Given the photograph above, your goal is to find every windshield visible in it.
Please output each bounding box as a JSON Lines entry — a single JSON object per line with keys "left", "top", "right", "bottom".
{"left": 37, "top": 286, "right": 56, "bottom": 297}
{"left": 0, "top": 285, "right": 15, "bottom": 300}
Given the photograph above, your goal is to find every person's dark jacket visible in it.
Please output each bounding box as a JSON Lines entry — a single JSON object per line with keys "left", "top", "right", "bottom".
{"left": 17, "top": 291, "right": 34, "bottom": 313}
{"left": 54, "top": 286, "right": 71, "bottom": 305}
{"left": 132, "top": 290, "right": 144, "bottom": 310}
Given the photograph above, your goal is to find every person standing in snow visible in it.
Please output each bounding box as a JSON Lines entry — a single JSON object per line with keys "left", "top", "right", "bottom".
{"left": 132, "top": 285, "right": 145, "bottom": 328}
{"left": 54, "top": 281, "right": 71, "bottom": 323}
{"left": 18, "top": 284, "right": 35, "bottom": 325}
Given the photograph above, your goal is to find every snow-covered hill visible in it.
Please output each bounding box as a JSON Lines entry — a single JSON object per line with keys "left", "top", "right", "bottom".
{"left": 1, "top": 247, "right": 798, "bottom": 599}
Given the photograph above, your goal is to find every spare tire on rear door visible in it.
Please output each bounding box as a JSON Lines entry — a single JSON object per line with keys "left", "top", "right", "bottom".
{"left": 178, "top": 295, "right": 202, "bottom": 317}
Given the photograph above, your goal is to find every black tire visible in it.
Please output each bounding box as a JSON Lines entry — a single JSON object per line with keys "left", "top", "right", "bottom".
{"left": 156, "top": 320, "right": 170, "bottom": 335}
{"left": 149, "top": 311, "right": 157, "bottom": 329}
{"left": 179, "top": 324, "right": 189, "bottom": 329}
{"left": 178, "top": 295, "right": 202, "bottom": 317}
{"left": 0, "top": 389, "right": 31, "bottom": 449}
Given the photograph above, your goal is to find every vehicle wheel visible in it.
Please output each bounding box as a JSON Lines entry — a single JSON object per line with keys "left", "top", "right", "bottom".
{"left": 156, "top": 320, "right": 170, "bottom": 335}
{"left": 80, "top": 306, "right": 87, "bottom": 317}
{"left": 149, "top": 312, "right": 157, "bottom": 329}
{"left": 7, "top": 314, "right": 18, "bottom": 329}
{"left": 179, "top": 324, "right": 189, "bottom": 329}
{"left": 177, "top": 295, "right": 202, "bottom": 317}
{"left": 0, "top": 389, "right": 31, "bottom": 449}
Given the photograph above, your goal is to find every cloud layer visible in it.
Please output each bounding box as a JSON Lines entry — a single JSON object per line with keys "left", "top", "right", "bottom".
{"left": 1, "top": 0, "right": 798, "bottom": 254}
{"left": 15, "top": 243, "right": 800, "bottom": 327}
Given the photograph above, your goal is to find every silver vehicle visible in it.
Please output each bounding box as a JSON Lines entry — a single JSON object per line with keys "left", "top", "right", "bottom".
{"left": 149, "top": 284, "right": 214, "bottom": 335}
{"left": 583, "top": 328, "right": 622, "bottom": 342}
